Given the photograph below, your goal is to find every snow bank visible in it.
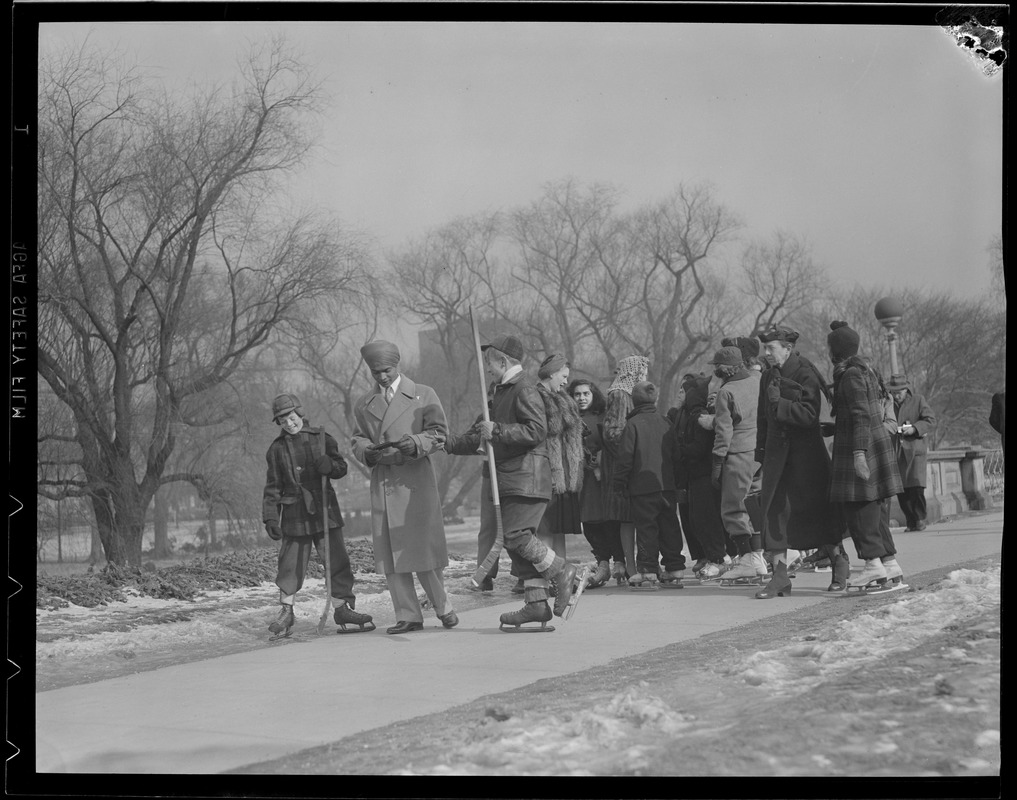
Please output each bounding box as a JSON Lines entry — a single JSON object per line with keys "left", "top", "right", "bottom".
{"left": 723, "top": 567, "right": 1001, "bottom": 693}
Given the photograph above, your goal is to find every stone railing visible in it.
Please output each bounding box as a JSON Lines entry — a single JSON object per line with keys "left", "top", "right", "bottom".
{"left": 889, "top": 446, "right": 1002, "bottom": 527}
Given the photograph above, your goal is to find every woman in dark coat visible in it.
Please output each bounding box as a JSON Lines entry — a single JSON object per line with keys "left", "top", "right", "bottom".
{"left": 755, "top": 326, "right": 845, "bottom": 597}
{"left": 600, "top": 354, "right": 650, "bottom": 583}
{"left": 569, "top": 377, "right": 621, "bottom": 588}
{"left": 826, "top": 321, "right": 906, "bottom": 595}
{"left": 535, "top": 355, "right": 585, "bottom": 554}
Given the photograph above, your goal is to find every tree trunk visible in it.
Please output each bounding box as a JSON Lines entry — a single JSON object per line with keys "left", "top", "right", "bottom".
{"left": 153, "top": 488, "right": 172, "bottom": 558}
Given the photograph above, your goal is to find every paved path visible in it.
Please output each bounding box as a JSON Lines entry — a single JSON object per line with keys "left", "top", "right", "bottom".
{"left": 35, "top": 511, "right": 1003, "bottom": 774}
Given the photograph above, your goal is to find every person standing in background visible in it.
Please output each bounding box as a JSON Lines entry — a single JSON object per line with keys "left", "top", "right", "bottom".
{"left": 989, "top": 391, "right": 1004, "bottom": 453}
{"left": 887, "top": 374, "right": 937, "bottom": 532}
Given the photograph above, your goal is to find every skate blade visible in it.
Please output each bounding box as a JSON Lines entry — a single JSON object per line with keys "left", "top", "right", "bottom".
{"left": 335, "top": 623, "right": 377, "bottom": 634}
{"left": 659, "top": 581, "right": 685, "bottom": 589}
{"left": 499, "top": 623, "right": 555, "bottom": 632}
{"left": 864, "top": 581, "right": 909, "bottom": 596}
{"left": 562, "top": 568, "right": 590, "bottom": 621}
{"left": 719, "top": 579, "right": 764, "bottom": 587}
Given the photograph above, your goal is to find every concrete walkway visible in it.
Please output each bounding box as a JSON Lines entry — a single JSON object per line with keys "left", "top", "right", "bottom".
{"left": 35, "top": 511, "right": 1003, "bottom": 774}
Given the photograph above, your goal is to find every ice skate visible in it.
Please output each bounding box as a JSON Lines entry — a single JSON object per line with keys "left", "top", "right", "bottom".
{"left": 612, "top": 561, "right": 628, "bottom": 586}
{"left": 876, "top": 557, "right": 909, "bottom": 593}
{"left": 628, "top": 572, "right": 660, "bottom": 591}
{"left": 585, "top": 560, "right": 611, "bottom": 589}
{"left": 562, "top": 566, "right": 590, "bottom": 620}
{"left": 268, "top": 604, "right": 295, "bottom": 640}
{"left": 798, "top": 550, "right": 832, "bottom": 573}
{"left": 719, "top": 553, "right": 767, "bottom": 586}
{"left": 691, "top": 558, "right": 708, "bottom": 579}
{"left": 499, "top": 601, "right": 555, "bottom": 632}
{"left": 551, "top": 563, "right": 579, "bottom": 618}
{"left": 333, "top": 602, "right": 376, "bottom": 634}
{"left": 785, "top": 553, "right": 805, "bottom": 576}
{"left": 697, "top": 561, "right": 725, "bottom": 582}
{"left": 658, "top": 569, "right": 685, "bottom": 589}
{"left": 846, "top": 558, "right": 890, "bottom": 595}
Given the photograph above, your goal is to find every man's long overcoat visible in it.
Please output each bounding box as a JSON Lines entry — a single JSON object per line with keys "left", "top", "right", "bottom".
{"left": 352, "top": 377, "right": 449, "bottom": 575}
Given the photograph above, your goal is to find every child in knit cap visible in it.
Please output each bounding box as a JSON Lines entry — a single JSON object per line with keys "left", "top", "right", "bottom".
{"left": 611, "top": 381, "right": 687, "bottom": 589}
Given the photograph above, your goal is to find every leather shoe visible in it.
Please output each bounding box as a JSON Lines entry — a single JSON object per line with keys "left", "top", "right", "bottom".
{"left": 438, "top": 610, "right": 459, "bottom": 629}
{"left": 468, "top": 577, "right": 494, "bottom": 592}
{"left": 386, "top": 620, "right": 424, "bottom": 635}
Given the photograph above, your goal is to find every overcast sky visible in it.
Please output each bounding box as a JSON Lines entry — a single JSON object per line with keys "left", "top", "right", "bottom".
{"left": 40, "top": 19, "right": 1003, "bottom": 305}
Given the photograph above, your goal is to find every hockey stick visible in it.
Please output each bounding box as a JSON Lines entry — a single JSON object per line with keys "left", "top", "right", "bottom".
{"left": 316, "top": 432, "right": 332, "bottom": 636}
{"left": 469, "top": 306, "right": 504, "bottom": 586}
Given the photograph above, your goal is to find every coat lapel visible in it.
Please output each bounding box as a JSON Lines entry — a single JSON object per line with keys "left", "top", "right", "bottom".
{"left": 381, "top": 377, "right": 417, "bottom": 436}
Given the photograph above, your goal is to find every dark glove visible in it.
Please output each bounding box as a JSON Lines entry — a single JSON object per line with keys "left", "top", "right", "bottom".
{"left": 395, "top": 434, "right": 417, "bottom": 457}
{"left": 314, "top": 455, "right": 334, "bottom": 475}
{"left": 766, "top": 379, "right": 781, "bottom": 405}
{"left": 265, "top": 521, "right": 282, "bottom": 541}
{"left": 711, "top": 455, "right": 725, "bottom": 490}
{"left": 754, "top": 448, "right": 765, "bottom": 464}
{"left": 820, "top": 422, "right": 836, "bottom": 438}
{"left": 364, "top": 447, "right": 382, "bottom": 467}
{"left": 853, "top": 450, "right": 870, "bottom": 482}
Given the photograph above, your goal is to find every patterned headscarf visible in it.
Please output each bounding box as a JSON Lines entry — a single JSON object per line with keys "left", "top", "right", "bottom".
{"left": 608, "top": 355, "right": 650, "bottom": 395}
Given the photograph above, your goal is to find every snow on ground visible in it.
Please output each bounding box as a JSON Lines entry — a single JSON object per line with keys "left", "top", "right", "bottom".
{"left": 390, "top": 565, "right": 1001, "bottom": 776}
{"left": 723, "top": 566, "right": 1002, "bottom": 693}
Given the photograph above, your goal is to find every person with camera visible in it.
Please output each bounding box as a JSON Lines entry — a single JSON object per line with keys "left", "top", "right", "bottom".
{"left": 886, "top": 374, "right": 937, "bottom": 531}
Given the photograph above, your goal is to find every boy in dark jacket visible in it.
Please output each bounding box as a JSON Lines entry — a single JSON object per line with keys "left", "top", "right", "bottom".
{"left": 263, "top": 393, "right": 375, "bottom": 637}
{"left": 611, "top": 381, "right": 686, "bottom": 589}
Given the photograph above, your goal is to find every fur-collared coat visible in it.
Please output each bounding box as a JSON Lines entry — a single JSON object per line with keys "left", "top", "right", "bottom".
{"left": 537, "top": 383, "right": 585, "bottom": 496}
{"left": 829, "top": 358, "right": 903, "bottom": 503}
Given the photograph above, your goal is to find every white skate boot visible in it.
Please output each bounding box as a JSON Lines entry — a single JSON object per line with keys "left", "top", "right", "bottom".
{"left": 846, "top": 558, "right": 889, "bottom": 594}
{"left": 719, "top": 552, "right": 767, "bottom": 586}
{"left": 874, "top": 556, "right": 908, "bottom": 594}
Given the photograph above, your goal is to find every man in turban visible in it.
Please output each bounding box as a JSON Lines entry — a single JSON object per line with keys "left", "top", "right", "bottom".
{"left": 352, "top": 340, "right": 459, "bottom": 634}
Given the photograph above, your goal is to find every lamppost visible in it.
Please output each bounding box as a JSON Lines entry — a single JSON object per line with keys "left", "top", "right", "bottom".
{"left": 874, "top": 296, "right": 904, "bottom": 377}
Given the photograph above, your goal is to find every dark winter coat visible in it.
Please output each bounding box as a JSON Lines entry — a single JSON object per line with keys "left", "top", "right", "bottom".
{"left": 578, "top": 409, "right": 607, "bottom": 522}
{"left": 263, "top": 424, "right": 347, "bottom": 536}
{"left": 601, "top": 389, "right": 635, "bottom": 522}
{"left": 672, "top": 378, "right": 716, "bottom": 483}
{"left": 829, "top": 359, "right": 903, "bottom": 503}
{"left": 756, "top": 353, "right": 840, "bottom": 549}
{"left": 446, "top": 370, "right": 551, "bottom": 500}
{"left": 892, "top": 388, "right": 936, "bottom": 488}
{"left": 612, "top": 403, "right": 676, "bottom": 497}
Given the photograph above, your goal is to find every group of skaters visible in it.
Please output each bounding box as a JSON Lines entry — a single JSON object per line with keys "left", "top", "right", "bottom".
{"left": 262, "top": 319, "right": 936, "bottom": 636}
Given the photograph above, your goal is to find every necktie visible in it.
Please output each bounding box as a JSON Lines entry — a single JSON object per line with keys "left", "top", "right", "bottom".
{"left": 385, "top": 387, "right": 394, "bottom": 404}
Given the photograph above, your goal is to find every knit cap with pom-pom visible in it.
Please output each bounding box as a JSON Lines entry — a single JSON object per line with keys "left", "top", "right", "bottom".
{"left": 827, "top": 320, "right": 860, "bottom": 360}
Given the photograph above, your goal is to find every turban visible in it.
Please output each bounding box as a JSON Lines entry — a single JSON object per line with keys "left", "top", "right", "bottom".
{"left": 609, "top": 355, "right": 650, "bottom": 395}
{"left": 827, "top": 321, "right": 860, "bottom": 360}
{"left": 360, "top": 340, "right": 401, "bottom": 369}
{"left": 538, "top": 353, "right": 568, "bottom": 379}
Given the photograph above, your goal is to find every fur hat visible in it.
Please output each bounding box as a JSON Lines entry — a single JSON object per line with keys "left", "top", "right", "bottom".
{"left": 360, "top": 340, "right": 401, "bottom": 369}
{"left": 758, "top": 325, "right": 800, "bottom": 345}
{"left": 708, "top": 346, "right": 744, "bottom": 367}
{"left": 271, "top": 393, "right": 302, "bottom": 421}
{"left": 723, "top": 335, "right": 761, "bottom": 362}
{"left": 631, "top": 381, "right": 657, "bottom": 407}
{"left": 827, "top": 321, "right": 860, "bottom": 360}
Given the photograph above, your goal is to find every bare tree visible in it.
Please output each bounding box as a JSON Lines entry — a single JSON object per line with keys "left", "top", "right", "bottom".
{"left": 37, "top": 37, "right": 363, "bottom": 566}
{"left": 739, "top": 229, "right": 829, "bottom": 336}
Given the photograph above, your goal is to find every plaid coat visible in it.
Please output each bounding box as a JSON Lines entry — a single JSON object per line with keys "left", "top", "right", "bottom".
{"left": 829, "top": 362, "right": 903, "bottom": 503}
{"left": 263, "top": 425, "right": 347, "bottom": 535}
